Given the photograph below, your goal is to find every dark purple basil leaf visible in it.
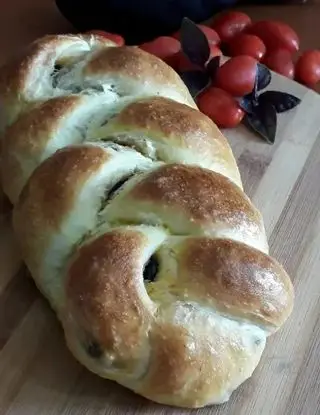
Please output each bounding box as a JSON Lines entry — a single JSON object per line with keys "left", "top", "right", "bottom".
{"left": 252, "top": 70, "right": 259, "bottom": 102}
{"left": 238, "top": 96, "right": 255, "bottom": 114}
{"left": 244, "top": 68, "right": 259, "bottom": 105}
{"left": 180, "top": 17, "right": 210, "bottom": 67}
{"left": 244, "top": 101, "right": 277, "bottom": 144}
{"left": 179, "top": 70, "right": 211, "bottom": 98}
{"left": 257, "top": 63, "right": 272, "bottom": 91}
{"left": 258, "top": 91, "right": 301, "bottom": 113}
{"left": 206, "top": 56, "right": 221, "bottom": 79}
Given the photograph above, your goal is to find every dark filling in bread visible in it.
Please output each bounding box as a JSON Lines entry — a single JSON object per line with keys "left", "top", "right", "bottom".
{"left": 87, "top": 340, "right": 103, "bottom": 359}
{"left": 107, "top": 176, "right": 131, "bottom": 200}
{"left": 100, "top": 113, "right": 118, "bottom": 127}
{"left": 100, "top": 136, "right": 146, "bottom": 158}
{"left": 98, "top": 174, "right": 134, "bottom": 213}
{"left": 143, "top": 255, "right": 159, "bottom": 283}
{"left": 51, "top": 63, "right": 104, "bottom": 93}
{"left": 107, "top": 173, "right": 135, "bottom": 200}
{"left": 52, "top": 64, "right": 63, "bottom": 88}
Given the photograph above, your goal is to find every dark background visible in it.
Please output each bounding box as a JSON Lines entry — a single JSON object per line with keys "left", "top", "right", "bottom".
{"left": 55, "top": 0, "right": 311, "bottom": 44}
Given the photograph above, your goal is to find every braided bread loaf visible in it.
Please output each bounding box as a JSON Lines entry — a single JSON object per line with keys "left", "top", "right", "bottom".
{"left": 0, "top": 33, "right": 294, "bottom": 408}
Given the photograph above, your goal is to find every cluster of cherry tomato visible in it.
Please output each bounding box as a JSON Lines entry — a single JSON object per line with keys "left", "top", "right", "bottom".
{"left": 139, "top": 12, "right": 320, "bottom": 88}
{"left": 87, "top": 11, "right": 320, "bottom": 129}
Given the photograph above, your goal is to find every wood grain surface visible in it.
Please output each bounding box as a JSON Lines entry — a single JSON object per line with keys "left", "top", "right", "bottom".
{"left": 0, "top": 1, "right": 320, "bottom": 415}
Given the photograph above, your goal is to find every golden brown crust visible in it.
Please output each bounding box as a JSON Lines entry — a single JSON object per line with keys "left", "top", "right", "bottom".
{"left": 0, "top": 36, "right": 66, "bottom": 94}
{"left": 85, "top": 46, "right": 175, "bottom": 84}
{"left": 106, "top": 164, "right": 264, "bottom": 250}
{"left": 132, "top": 164, "right": 256, "bottom": 222}
{"left": 1, "top": 95, "right": 85, "bottom": 203}
{"left": 110, "top": 96, "right": 238, "bottom": 170}
{"left": 91, "top": 96, "right": 242, "bottom": 188}
{"left": 13, "top": 145, "right": 109, "bottom": 273}
{"left": 17, "top": 144, "right": 108, "bottom": 230}
{"left": 66, "top": 229, "right": 154, "bottom": 370}
{"left": 0, "top": 34, "right": 114, "bottom": 97}
{"left": 115, "top": 96, "right": 226, "bottom": 144}
{"left": 141, "top": 323, "right": 207, "bottom": 404}
{"left": 84, "top": 47, "right": 195, "bottom": 107}
{"left": 0, "top": 34, "right": 114, "bottom": 130}
{"left": 175, "top": 238, "right": 294, "bottom": 328}
{"left": 139, "top": 310, "right": 264, "bottom": 407}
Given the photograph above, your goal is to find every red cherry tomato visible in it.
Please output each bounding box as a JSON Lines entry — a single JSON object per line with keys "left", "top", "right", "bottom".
{"left": 198, "top": 87, "right": 244, "bottom": 128}
{"left": 173, "top": 24, "right": 220, "bottom": 45}
{"left": 168, "top": 50, "right": 200, "bottom": 71}
{"left": 215, "top": 55, "right": 257, "bottom": 97}
{"left": 209, "top": 44, "right": 223, "bottom": 59}
{"left": 86, "top": 30, "right": 125, "bottom": 46}
{"left": 246, "top": 20, "right": 299, "bottom": 54}
{"left": 211, "top": 11, "right": 252, "bottom": 43}
{"left": 139, "top": 36, "right": 180, "bottom": 62}
{"left": 263, "top": 48, "right": 294, "bottom": 79}
{"left": 164, "top": 52, "right": 181, "bottom": 70}
{"left": 168, "top": 45, "right": 222, "bottom": 72}
{"left": 295, "top": 50, "right": 320, "bottom": 88}
{"left": 228, "top": 34, "right": 266, "bottom": 61}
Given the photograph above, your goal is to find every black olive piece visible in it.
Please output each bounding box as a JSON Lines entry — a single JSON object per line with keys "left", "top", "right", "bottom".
{"left": 87, "top": 340, "right": 103, "bottom": 359}
{"left": 143, "top": 255, "right": 159, "bottom": 283}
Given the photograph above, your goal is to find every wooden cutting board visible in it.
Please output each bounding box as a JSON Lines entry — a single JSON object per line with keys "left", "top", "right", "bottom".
{"left": 0, "top": 73, "right": 320, "bottom": 415}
